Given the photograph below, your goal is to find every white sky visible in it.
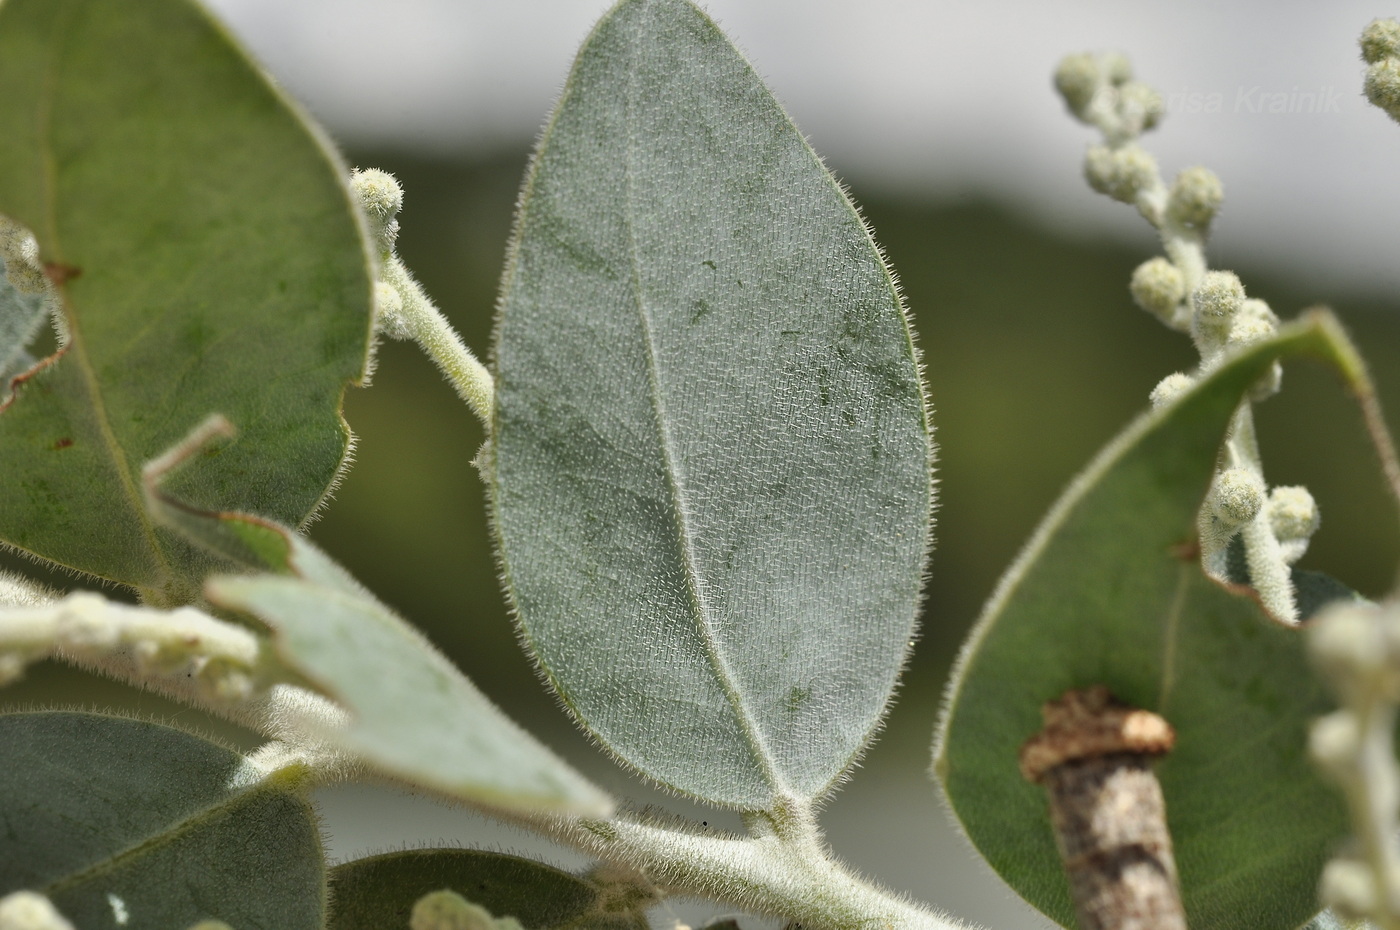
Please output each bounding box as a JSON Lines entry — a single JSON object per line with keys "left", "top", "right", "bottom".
{"left": 203, "top": 0, "right": 1400, "bottom": 293}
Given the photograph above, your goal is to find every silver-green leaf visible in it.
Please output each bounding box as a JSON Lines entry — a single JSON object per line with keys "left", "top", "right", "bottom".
{"left": 491, "top": 0, "right": 932, "bottom": 809}
{"left": 1, "top": 711, "right": 324, "bottom": 929}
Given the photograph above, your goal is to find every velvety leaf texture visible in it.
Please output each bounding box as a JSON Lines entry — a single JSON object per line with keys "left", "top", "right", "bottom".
{"left": 144, "top": 478, "right": 612, "bottom": 816}
{"left": 491, "top": 0, "right": 932, "bottom": 809}
{"left": 935, "top": 317, "right": 1383, "bottom": 930}
{"left": 0, "top": 711, "right": 324, "bottom": 929}
{"left": 0, "top": 0, "right": 371, "bottom": 601}
{"left": 0, "top": 275, "right": 46, "bottom": 391}
{"left": 329, "top": 850, "right": 649, "bottom": 930}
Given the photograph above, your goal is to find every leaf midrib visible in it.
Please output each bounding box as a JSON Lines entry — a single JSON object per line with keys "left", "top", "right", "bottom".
{"left": 620, "top": 12, "right": 787, "bottom": 801}
{"left": 41, "top": 779, "right": 286, "bottom": 896}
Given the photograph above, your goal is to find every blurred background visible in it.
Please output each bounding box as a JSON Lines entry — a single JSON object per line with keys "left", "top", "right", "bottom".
{"left": 7, "top": 2, "right": 1400, "bottom": 928}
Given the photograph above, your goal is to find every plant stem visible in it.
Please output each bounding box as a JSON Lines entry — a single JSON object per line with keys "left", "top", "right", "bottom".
{"left": 496, "top": 799, "right": 978, "bottom": 930}
{"left": 381, "top": 255, "right": 495, "bottom": 428}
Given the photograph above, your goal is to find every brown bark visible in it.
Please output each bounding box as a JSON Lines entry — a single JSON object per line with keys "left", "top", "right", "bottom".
{"left": 1020, "top": 687, "right": 1186, "bottom": 930}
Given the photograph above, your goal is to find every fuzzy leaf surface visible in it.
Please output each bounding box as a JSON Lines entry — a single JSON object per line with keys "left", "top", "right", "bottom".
{"left": 935, "top": 316, "right": 1388, "bottom": 930}
{"left": 0, "top": 276, "right": 46, "bottom": 392}
{"left": 147, "top": 481, "right": 612, "bottom": 816}
{"left": 0, "top": 0, "right": 371, "bottom": 601}
{"left": 329, "top": 850, "right": 649, "bottom": 930}
{"left": 0, "top": 710, "right": 324, "bottom": 929}
{"left": 491, "top": 0, "right": 931, "bottom": 809}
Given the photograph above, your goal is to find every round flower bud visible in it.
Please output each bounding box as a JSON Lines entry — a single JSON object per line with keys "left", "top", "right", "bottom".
{"left": 351, "top": 168, "right": 405, "bottom": 253}
{"left": 373, "top": 281, "right": 410, "bottom": 340}
{"left": 1191, "top": 270, "right": 1246, "bottom": 334}
{"left": 1235, "top": 297, "right": 1278, "bottom": 329}
{"left": 1209, "top": 467, "right": 1265, "bottom": 527}
{"left": 1118, "top": 81, "right": 1165, "bottom": 133}
{"left": 410, "top": 891, "right": 507, "bottom": 930}
{"left": 1149, "top": 372, "right": 1194, "bottom": 409}
{"left": 350, "top": 168, "right": 403, "bottom": 220}
{"left": 1100, "top": 51, "right": 1133, "bottom": 86}
{"left": 0, "top": 891, "right": 76, "bottom": 930}
{"left": 1320, "top": 858, "right": 1377, "bottom": 919}
{"left": 1309, "top": 711, "right": 1361, "bottom": 775}
{"left": 1054, "top": 53, "right": 1101, "bottom": 118}
{"left": 1311, "top": 602, "right": 1390, "bottom": 685}
{"left": 1129, "top": 257, "right": 1185, "bottom": 325}
{"left": 1226, "top": 313, "right": 1275, "bottom": 348}
{"left": 1084, "top": 144, "right": 1157, "bottom": 204}
{"left": 1360, "top": 18, "right": 1400, "bottom": 65}
{"left": 1365, "top": 58, "right": 1400, "bottom": 122}
{"left": 1166, "top": 166, "right": 1224, "bottom": 232}
{"left": 0, "top": 222, "right": 48, "bottom": 296}
{"left": 1267, "top": 486, "right": 1319, "bottom": 542}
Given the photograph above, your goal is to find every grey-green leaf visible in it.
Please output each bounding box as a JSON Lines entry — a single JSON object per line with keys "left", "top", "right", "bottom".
{"left": 1, "top": 710, "right": 325, "bottom": 929}
{"left": 935, "top": 315, "right": 1394, "bottom": 930}
{"left": 329, "top": 850, "right": 649, "bottom": 930}
{"left": 144, "top": 473, "right": 612, "bottom": 816}
{"left": 0, "top": 0, "right": 372, "bottom": 602}
{"left": 0, "top": 274, "right": 45, "bottom": 393}
{"left": 491, "top": 0, "right": 931, "bottom": 809}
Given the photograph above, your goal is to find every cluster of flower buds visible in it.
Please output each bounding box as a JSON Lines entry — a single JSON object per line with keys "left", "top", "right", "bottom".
{"left": 0, "top": 582, "right": 259, "bottom": 703}
{"left": 1362, "top": 19, "right": 1400, "bottom": 124}
{"left": 1055, "top": 52, "right": 1315, "bottom": 622}
{"left": 1308, "top": 600, "right": 1400, "bottom": 924}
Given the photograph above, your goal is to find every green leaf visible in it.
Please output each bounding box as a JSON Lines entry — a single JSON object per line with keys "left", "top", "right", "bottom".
{"left": 143, "top": 465, "right": 612, "bottom": 816}
{"left": 0, "top": 710, "right": 324, "bottom": 929}
{"left": 329, "top": 850, "right": 649, "bottom": 930}
{"left": 490, "top": 0, "right": 931, "bottom": 809}
{"left": 0, "top": 0, "right": 372, "bottom": 602}
{"left": 935, "top": 315, "right": 1391, "bottom": 930}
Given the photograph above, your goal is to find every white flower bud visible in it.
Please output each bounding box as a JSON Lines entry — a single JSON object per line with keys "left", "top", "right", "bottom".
{"left": 374, "top": 281, "right": 410, "bottom": 340}
{"left": 1360, "top": 18, "right": 1400, "bottom": 65}
{"left": 1084, "top": 144, "right": 1157, "bottom": 204}
{"left": 1166, "top": 166, "right": 1224, "bottom": 232}
{"left": 1320, "top": 857, "right": 1377, "bottom": 918}
{"left": 410, "top": 891, "right": 513, "bottom": 930}
{"left": 1209, "top": 467, "right": 1265, "bottom": 527}
{"left": 1236, "top": 297, "right": 1278, "bottom": 329}
{"left": 351, "top": 168, "right": 403, "bottom": 220}
{"left": 1310, "top": 711, "right": 1362, "bottom": 777}
{"left": 0, "top": 891, "right": 76, "bottom": 930}
{"left": 0, "top": 219, "right": 48, "bottom": 296}
{"left": 1365, "top": 58, "right": 1400, "bottom": 122}
{"left": 1311, "top": 602, "right": 1390, "bottom": 683}
{"left": 1117, "top": 81, "right": 1164, "bottom": 133}
{"left": 1226, "top": 314, "right": 1274, "bottom": 349}
{"left": 1267, "top": 486, "right": 1319, "bottom": 542}
{"left": 1191, "top": 271, "right": 1246, "bottom": 338}
{"left": 1129, "top": 257, "right": 1185, "bottom": 325}
{"left": 1149, "top": 372, "right": 1194, "bottom": 409}
{"left": 1054, "top": 53, "right": 1101, "bottom": 118}
{"left": 351, "top": 168, "right": 404, "bottom": 253}
{"left": 0, "top": 653, "right": 26, "bottom": 685}
{"left": 1100, "top": 51, "right": 1133, "bottom": 86}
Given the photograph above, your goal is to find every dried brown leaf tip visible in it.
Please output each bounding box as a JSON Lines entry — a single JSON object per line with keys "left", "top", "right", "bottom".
{"left": 1019, "top": 685, "right": 1175, "bottom": 782}
{"left": 1020, "top": 686, "right": 1184, "bottom": 930}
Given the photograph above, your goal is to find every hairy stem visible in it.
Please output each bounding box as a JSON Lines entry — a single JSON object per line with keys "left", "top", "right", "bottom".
{"left": 381, "top": 255, "right": 495, "bottom": 427}
{"left": 493, "top": 799, "right": 977, "bottom": 930}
